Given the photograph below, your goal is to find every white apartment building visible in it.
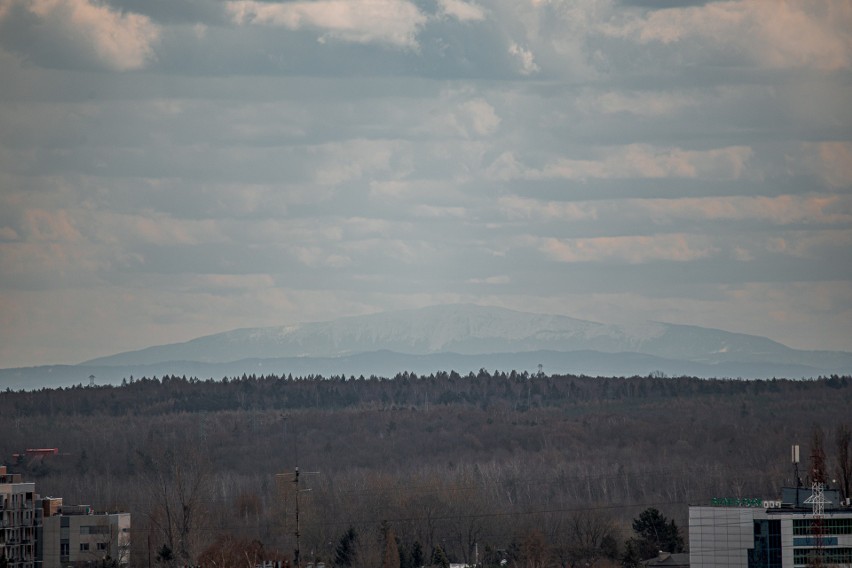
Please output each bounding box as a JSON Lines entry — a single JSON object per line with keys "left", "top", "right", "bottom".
{"left": 0, "top": 466, "right": 40, "bottom": 568}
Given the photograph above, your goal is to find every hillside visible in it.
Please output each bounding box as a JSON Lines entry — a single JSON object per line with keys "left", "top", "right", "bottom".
{"left": 87, "top": 304, "right": 818, "bottom": 366}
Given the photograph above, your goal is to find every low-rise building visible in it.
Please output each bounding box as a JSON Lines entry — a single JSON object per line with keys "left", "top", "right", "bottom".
{"left": 642, "top": 551, "right": 690, "bottom": 566}
{"left": 40, "top": 500, "right": 130, "bottom": 568}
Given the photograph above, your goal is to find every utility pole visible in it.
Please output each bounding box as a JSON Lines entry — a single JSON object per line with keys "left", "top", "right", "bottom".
{"left": 294, "top": 468, "right": 303, "bottom": 568}
{"left": 276, "top": 467, "right": 318, "bottom": 568}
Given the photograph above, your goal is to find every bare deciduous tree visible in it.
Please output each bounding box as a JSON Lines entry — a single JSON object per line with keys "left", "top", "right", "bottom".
{"left": 145, "top": 446, "right": 211, "bottom": 567}
{"left": 197, "top": 535, "right": 273, "bottom": 568}
{"left": 837, "top": 424, "right": 852, "bottom": 502}
{"left": 554, "top": 511, "right": 620, "bottom": 568}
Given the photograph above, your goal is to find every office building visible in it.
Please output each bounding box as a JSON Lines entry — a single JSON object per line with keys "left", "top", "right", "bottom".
{"left": 690, "top": 486, "right": 852, "bottom": 567}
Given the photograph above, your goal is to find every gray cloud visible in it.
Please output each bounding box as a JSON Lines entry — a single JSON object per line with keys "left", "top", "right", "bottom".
{"left": 0, "top": 0, "right": 160, "bottom": 71}
{"left": 1, "top": 0, "right": 851, "bottom": 367}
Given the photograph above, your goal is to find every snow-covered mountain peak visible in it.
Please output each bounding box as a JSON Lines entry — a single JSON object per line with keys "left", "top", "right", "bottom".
{"left": 80, "top": 303, "right": 845, "bottom": 372}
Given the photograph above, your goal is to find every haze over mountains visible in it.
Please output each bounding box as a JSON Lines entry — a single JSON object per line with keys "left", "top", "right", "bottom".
{"left": 3, "top": 304, "right": 851, "bottom": 390}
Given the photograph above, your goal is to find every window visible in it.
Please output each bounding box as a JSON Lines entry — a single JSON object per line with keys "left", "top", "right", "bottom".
{"left": 80, "top": 543, "right": 90, "bottom": 551}
{"left": 81, "top": 525, "right": 110, "bottom": 535}
{"left": 793, "top": 518, "right": 852, "bottom": 536}
{"left": 750, "top": 519, "right": 782, "bottom": 568}
{"left": 98, "top": 542, "right": 108, "bottom": 550}
{"left": 60, "top": 542, "right": 69, "bottom": 557}
{"left": 793, "top": 548, "right": 852, "bottom": 565}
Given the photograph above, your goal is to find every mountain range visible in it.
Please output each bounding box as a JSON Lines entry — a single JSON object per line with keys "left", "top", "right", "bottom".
{"left": 2, "top": 304, "right": 851, "bottom": 390}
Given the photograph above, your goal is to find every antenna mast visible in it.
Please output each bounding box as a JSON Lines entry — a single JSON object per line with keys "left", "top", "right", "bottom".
{"left": 792, "top": 444, "right": 802, "bottom": 487}
{"left": 804, "top": 433, "right": 828, "bottom": 567}
{"left": 804, "top": 482, "right": 828, "bottom": 567}
{"left": 276, "top": 467, "right": 318, "bottom": 568}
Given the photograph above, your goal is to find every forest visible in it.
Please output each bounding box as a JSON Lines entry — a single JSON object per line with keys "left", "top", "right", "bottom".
{"left": 2, "top": 371, "right": 851, "bottom": 567}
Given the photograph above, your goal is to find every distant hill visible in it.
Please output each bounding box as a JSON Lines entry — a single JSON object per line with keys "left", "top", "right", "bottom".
{"left": 2, "top": 304, "right": 851, "bottom": 390}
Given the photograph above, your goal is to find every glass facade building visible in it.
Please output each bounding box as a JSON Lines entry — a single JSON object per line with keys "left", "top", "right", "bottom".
{"left": 690, "top": 489, "right": 852, "bottom": 567}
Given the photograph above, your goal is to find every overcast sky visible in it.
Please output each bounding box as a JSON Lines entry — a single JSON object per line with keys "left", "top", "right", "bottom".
{"left": 1, "top": 0, "right": 851, "bottom": 367}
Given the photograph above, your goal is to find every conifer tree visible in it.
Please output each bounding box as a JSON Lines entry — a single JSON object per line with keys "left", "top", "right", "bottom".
{"left": 430, "top": 545, "right": 449, "bottom": 568}
{"left": 411, "top": 541, "right": 424, "bottom": 568}
{"left": 629, "top": 507, "right": 683, "bottom": 559}
{"left": 620, "top": 540, "right": 641, "bottom": 567}
{"left": 334, "top": 526, "right": 357, "bottom": 567}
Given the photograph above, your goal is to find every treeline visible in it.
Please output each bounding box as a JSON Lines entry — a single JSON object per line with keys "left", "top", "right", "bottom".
{"left": 3, "top": 370, "right": 850, "bottom": 417}
{"left": 1, "top": 373, "right": 851, "bottom": 567}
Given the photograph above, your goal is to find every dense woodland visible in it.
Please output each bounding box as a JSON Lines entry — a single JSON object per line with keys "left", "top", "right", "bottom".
{"left": 2, "top": 371, "right": 852, "bottom": 567}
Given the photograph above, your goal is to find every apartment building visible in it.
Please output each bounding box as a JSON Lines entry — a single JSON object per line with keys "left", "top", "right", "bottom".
{"left": 0, "top": 466, "right": 40, "bottom": 568}
{"left": 40, "top": 500, "right": 130, "bottom": 568}
{"left": 1, "top": 467, "right": 130, "bottom": 568}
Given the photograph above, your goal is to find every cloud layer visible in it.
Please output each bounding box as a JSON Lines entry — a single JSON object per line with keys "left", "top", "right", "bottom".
{"left": 1, "top": 0, "right": 851, "bottom": 367}
{"left": 0, "top": 0, "right": 160, "bottom": 70}
{"left": 226, "top": 0, "right": 427, "bottom": 49}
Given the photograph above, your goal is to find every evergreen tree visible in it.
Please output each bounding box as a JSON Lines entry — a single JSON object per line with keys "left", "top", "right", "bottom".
{"left": 398, "top": 542, "right": 411, "bottom": 568}
{"left": 411, "top": 541, "right": 424, "bottom": 568}
{"left": 481, "top": 545, "right": 504, "bottom": 568}
{"left": 334, "top": 526, "right": 357, "bottom": 567}
{"left": 156, "top": 545, "right": 174, "bottom": 567}
{"left": 75, "top": 449, "right": 89, "bottom": 474}
{"left": 430, "top": 545, "right": 449, "bottom": 568}
{"left": 620, "top": 540, "right": 641, "bottom": 568}
{"left": 630, "top": 508, "right": 684, "bottom": 559}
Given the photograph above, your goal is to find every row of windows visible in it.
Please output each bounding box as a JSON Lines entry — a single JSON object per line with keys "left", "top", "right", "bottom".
{"left": 79, "top": 542, "right": 109, "bottom": 551}
{"left": 793, "top": 547, "right": 852, "bottom": 565}
{"left": 80, "top": 525, "right": 111, "bottom": 535}
{"left": 793, "top": 518, "right": 852, "bottom": 535}
{"left": 60, "top": 542, "right": 109, "bottom": 555}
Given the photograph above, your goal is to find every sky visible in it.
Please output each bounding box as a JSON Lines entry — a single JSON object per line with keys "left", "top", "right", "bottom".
{"left": 1, "top": 0, "right": 851, "bottom": 368}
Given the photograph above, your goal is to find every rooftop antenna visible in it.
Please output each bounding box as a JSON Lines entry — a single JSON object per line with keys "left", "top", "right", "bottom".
{"left": 792, "top": 444, "right": 802, "bottom": 487}
{"left": 804, "top": 431, "right": 829, "bottom": 567}
{"left": 276, "top": 467, "right": 318, "bottom": 568}
{"left": 804, "top": 481, "right": 828, "bottom": 567}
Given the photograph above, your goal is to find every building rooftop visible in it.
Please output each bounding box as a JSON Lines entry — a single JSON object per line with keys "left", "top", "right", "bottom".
{"left": 642, "top": 552, "right": 690, "bottom": 567}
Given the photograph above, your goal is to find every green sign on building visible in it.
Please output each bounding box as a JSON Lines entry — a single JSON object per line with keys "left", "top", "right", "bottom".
{"left": 711, "top": 497, "right": 763, "bottom": 507}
